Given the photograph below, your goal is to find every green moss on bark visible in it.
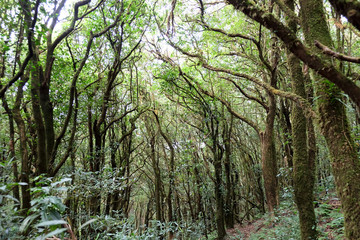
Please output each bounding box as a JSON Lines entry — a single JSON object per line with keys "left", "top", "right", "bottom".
{"left": 300, "top": 0, "right": 360, "bottom": 238}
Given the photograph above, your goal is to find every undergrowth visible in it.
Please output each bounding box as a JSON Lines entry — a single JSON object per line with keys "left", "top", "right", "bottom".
{"left": 230, "top": 188, "right": 344, "bottom": 240}
{"left": 1, "top": 173, "right": 345, "bottom": 240}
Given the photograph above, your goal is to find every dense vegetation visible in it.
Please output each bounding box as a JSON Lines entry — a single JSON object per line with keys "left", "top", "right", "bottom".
{"left": 1, "top": 0, "right": 360, "bottom": 239}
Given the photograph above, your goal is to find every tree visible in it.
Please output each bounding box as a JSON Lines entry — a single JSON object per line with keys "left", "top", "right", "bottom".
{"left": 226, "top": 0, "right": 360, "bottom": 238}
{"left": 1, "top": 0, "right": 359, "bottom": 239}
{"left": 285, "top": 0, "right": 317, "bottom": 238}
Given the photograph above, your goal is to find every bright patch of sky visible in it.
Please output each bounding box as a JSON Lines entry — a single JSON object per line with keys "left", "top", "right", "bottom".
{"left": 52, "top": 0, "right": 77, "bottom": 34}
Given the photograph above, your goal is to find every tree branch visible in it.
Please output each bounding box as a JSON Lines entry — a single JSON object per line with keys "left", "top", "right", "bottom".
{"left": 315, "top": 40, "right": 360, "bottom": 63}
{"left": 219, "top": 76, "right": 269, "bottom": 111}
{"left": 162, "top": 38, "right": 315, "bottom": 119}
{"left": 226, "top": 0, "right": 360, "bottom": 109}
{"left": 0, "top": 54, "right": 32, "bottom": 98}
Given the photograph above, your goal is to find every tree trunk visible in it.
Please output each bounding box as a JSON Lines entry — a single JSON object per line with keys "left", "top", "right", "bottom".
{"left": 2, "top": 99, "right": 20, "bottom": 202}
{"left": 30, "top": 54, "right": 48, "bottom": 175}
{"left": 284, "top": 0, "right": 317, "bottom": 238}
{"left": 88, "top": 120, "right": 101, "bottom": 215}
{"left": 39, "top": 85, "right": 55, "bottom": 170}
{"left": 288, "top": 42, "right": 317, "bottom": 240}
{"left": 154, "top": 112, "right": 175, "bottom": 239}
{"left": 224, "top": 116, "right": 235, "bottom": 228}
{"left": 151, "top": 135, "right": 163, "bottom": 223}
{"left": 193, "top": 152, "right": 204, "bottom": 218}
{"left": 13, "top": 81, "right": 31, "bottom": 212}
{"left": 213, "top": 151, "right": 227, "bottom": 239}
{"left": 260, "top": 126, "right": 278, "bottom": 213}
{"left": 260, "top": 18, "right": 280, "bottom": 213}
{"left": 300, "top": 0, "right": 360, "bottom": 238}
{"left": 211, "top": 120, "right": 227, "bottom": 240}
{"left": 261, "top": 68, "right": 279, "bottom": 213}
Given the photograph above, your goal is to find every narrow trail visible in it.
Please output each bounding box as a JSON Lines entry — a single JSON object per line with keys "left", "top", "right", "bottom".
{"left": 226, "top": 220, "right": 265, "bottom": 239}
{"left": 226, "top": 197, "right": 343, "bottom": 239}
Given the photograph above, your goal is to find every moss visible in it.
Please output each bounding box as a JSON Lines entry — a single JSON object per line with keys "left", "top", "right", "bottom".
{"left": 300, "top": 0, "right": 360, "bottom": 238}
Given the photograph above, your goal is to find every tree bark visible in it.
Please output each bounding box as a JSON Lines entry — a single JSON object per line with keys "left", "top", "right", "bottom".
{"left": 2, "top": 98, "right": 20, "bottom": 202}
{"left": 13, "top": 80, "right": 31, "bottom": 211}
{"left": 261, "top": 28, "right": 279, "bottom": 213}
{"left": 226, "top": 0, "right": 360, "bottom": 110}
{"left": 284, "top": 0, "right": 317, "bottom": 238}
{"left": 210, "top": 119, "right": 227, "bottom": 240}
{"left": 224, "top": 116, "right": 235, "bottom": 228}
{"left": 299, "top": 0, "right": 360, "bottom": 238}
{"left": 288, "top": 38, "right": 317, "bottom": 239}
{"left": 149, "top": 132, "right": 164, "bottom": 240}
{"left": 260, "top": 113, "right": 278, "bottom": 214}
{"left": 153, "top": 111, "right": 175, "bottom": 239}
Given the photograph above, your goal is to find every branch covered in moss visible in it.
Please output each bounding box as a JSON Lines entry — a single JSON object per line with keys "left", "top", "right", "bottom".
{"left": 226, "top": 0, "right": 360, "bottom": 109}
{"left": 315, "top": 40, "right": 360, "bottom": 63}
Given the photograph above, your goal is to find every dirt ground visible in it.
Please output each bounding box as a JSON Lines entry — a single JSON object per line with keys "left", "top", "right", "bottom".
{"left": 226, "top": 197, "right": 344, "bottom": 240}
{"left": 226, "top": 219, "right": 265, "bottom": 239}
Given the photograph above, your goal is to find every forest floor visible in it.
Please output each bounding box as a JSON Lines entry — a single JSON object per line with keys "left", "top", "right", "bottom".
{"left": 226, "top": 196, "right": 344, "bottom": 239}
{"left": 226, "top": 220, "right": 265, "bottom": 239}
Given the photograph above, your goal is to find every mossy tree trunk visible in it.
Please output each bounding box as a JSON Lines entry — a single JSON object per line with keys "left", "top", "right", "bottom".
{"left": 288, "top": 47, "right": 317, "bottom": 239}
{"left": 227, "top": 0, "right": 360, "bottom": 237}
{"left": 299, "top": 0, "right": 360, "bottom": 238}
{"left": 261, "top": 28, "right": 279, "bottom": 213}
{"left": 211, "top": 120, "right": 227, "bottom": 240}
{"left": 224, "top": 115, "right": 235, "bottom": 228}
{"left": 260, "top": 95, "right": 278, "bottom": 214}
{"left": 285, "top": 0, "right": 317, "bottom": 238}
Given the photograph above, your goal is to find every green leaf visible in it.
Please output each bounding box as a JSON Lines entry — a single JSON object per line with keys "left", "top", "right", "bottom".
{"left": 35, "top": 219, "right": 67, "bottom": 227}
{"left": 79, "top": 218, "right": 97, "bottom": 230}
{"left": 40, "top": 207, "right": 62, "bottom": 221}
{"left": 48, "top": 196, "right": 67, "bottom": 212}
{"left": 36, "top": 228, "right": 67, "bottom": 240}
{"left": 3, "top": 44, "right": 10, "bottom": 51}
{"left": 51, "top": 177, "right": 72, "bottom": 187}
{"left": 20, "top": 214, "right": 40, "bottom": 233}
{"left": 3, "top": 194, "right": 19, "bottom": 203}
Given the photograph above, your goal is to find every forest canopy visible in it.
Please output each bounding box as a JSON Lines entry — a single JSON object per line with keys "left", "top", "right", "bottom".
{"left": 1, "top": 0, "right": 360, "bottom": 239}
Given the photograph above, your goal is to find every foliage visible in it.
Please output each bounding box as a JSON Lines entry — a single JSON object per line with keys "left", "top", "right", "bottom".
{"left": 19, "top": 176, "right": 70, "bottom": 239}
{"left": 0, "top": 200, "right": 22, "bottom": 239}
{"left": 85, "top": 218, "right": 205, "bottom": 239}
{"left": 316, "top": 192, "right": 345, "bottom": 240}
{"left": 0, "top": 157, "right": 22, "bottom": 239}
{"left": 0, "top": 175, "right": 71, "bottom": 239}
{"left": 225, "top": 188, "right": 345, "bottom": 240}
{"left": 247, "top": 200, "right": 301, "bottom": 240}
{"left": 1, "top": 0, "right": 360, "bottom": 239}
